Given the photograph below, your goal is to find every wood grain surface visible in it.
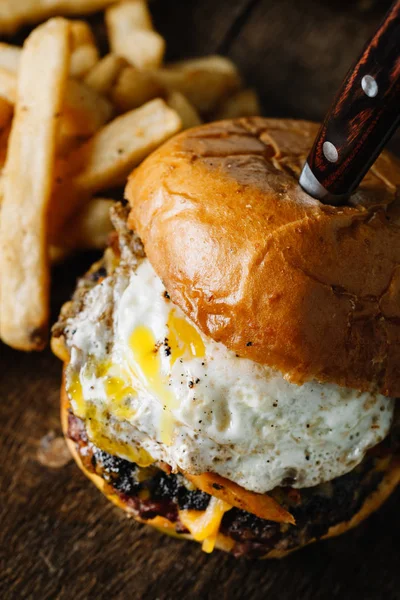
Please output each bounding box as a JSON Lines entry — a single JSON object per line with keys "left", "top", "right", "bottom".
{"left": 1, "top": 1, "right": 399, "bottom": 599}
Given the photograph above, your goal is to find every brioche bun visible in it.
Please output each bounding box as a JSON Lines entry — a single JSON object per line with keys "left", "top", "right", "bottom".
{"left": 60, "top": 382, "right": 400, "bottom": 558}
{"left": 126, "top": 118, "right": 400, "bottom": 397}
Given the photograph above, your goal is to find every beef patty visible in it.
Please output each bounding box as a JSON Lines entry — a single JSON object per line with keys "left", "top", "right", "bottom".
{"left": 68, "top": 410, "right": 389, "bottom": 558}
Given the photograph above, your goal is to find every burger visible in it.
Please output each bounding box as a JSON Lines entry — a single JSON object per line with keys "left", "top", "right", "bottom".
{"left": 52, "top": 118, "right": 399, "bottom": 558}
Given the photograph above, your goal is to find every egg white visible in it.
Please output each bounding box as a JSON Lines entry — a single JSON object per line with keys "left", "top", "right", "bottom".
{"left": 65, "top": 259, "right": 394, "bottom": 493}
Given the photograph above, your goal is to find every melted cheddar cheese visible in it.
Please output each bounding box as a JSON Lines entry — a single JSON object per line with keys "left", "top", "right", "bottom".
{"left": 179, "top": 497, "right": 232, "bottom": 553}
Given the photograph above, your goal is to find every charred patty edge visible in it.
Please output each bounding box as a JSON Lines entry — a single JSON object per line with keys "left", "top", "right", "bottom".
{"left": 67, "top": 410, "right": 392, "bottom": 558}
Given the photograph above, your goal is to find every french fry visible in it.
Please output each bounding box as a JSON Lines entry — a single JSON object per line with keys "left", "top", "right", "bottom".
{"left": 111, "top": 57, "right": 239, "bottom": 116}
{"left": 0, "top": 68, "right": 113, "bottom": 153}
{"left": 167, "top": 91, "right": 202, "bottom": 130}
{"left": 171, "top": 55, "right": 239, "bottom": 75}
{"left": 57, "top": 78, "right": 114, "bottom": 154}
{"left": 0, "top": 1, "right": 118, "bottom": 35}
{"left": 213, "top": 89, "right": 261, "bottom": 120}
{"left": 0, "top": 97, "right": 13, "bottom": 130}
{"left": 50, "top": 98, "right": 182, "bottom": 236}
{"left": 73, "top": 98, "right": 181, "bottom": 190}
{"left": 0, "top": 37, "right": 96, "bottom": 81}
{"left": 57, "top": 198, "right": 114, "bottom": 250}
{"left": 84, "top": 54, "right": 128, "bottom": 95}
{"left": 0, "top": 42, "right": 21, "bottom": 73}
{"left": 111, "top": 66, "right": 164, "bottom": 112}
{"left": 70, "top": 20, "right": 96, "bottom": 47}
{"left": 0, "top": 67, "right": 17, "bottom": 104}
{"left": 0, "top": 22, "right": 100, "bottom": 80}
{"left": 70, "top": 44, "right": 99, "bottom": 80}
{"left": 0, "top": 18, "right": 70, "bottom": 350}
{"left": 106, "top": 1, "right": 165, "bottom": 69}
{"left": 120, "top": 30, "right": 165, "bottom": 70}
{"left": 69, "top": 20, "right": 99, "bottom": 79}
{"left": 0, "top": 117, "right": 12, "bottom": 180}
{"left": 149, "top": 56, "right": 242, "bottom": 113}
{"left": 107, "top": 0, "right": 154, "bottom": 31}
{"left": 0, "top": 121, "right": 11, "bottom": 207}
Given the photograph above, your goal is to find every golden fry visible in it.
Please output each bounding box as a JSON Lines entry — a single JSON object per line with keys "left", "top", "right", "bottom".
{"left": 0, "top": 67, "right": 113, "bottom": 150}
{"left": 0, "top": 21, "right": 100, "bottom": 79}
{"left": 120, "top": 30, "right": 165, "bottom": 70}
{"left": 170, "top": 55, "right": 239, "bottom": 75}
{"left": 69, "top": 20, "right": 99, "bottom": 79}
{"left": 149, "top": 56, "right": 242, "bottom": 113}
{"left": 50, "top": 98, "right": 181, "bottom": 236}
{"left": 70, "top": 20, "right": 95, "bottom": 47}
{"left": 106, "top": 1, "right": 165, "bottom": 69}
{"left": 57, "top": 78, "right": 114, "bottom": 154}
{"left": 0, "top": 67, "right": 17, "bottom": 104}
{"left": 0, "top": 96, "right": 13, "bottom": 130}
{"left": 111, "top": 66, "right": 164, "bottom": 111}
{"left": 0, "top": 114, "right": 12, "bottom": 180}
{"left": 107, "top": 0, "right": 153, "bottom": 31}
{"left": 0, "top": 18, "right": 70, "bottom": 350}
{"left": 167, "top": 91, "right": 202, "bottom": 130}
{"left": 73, "top": 98, "right": 181, "bottom": 190}
{"left": 0, "top": 42, "right": 21, "bottom": 72}
{"left": 213, "top": 89, "right": 261, "bottom": 120}
{"left": 57, "top": 198, "right": 114, "bottom": 250}
{"left": 84, "top": 54, "right": 128, "bottom": 95}
{"left": 0, "top": 32, "right": 100, "bottom": 81}
{"left": 70, "top": 44, "right": 99, "bottom": 79}
{"left": 0, "top": 1, "right": 117, "bottom": 34}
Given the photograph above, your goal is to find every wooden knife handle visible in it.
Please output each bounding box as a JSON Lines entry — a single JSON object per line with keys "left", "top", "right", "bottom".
{"left": 303, "top": 0, "right": 400, "bottom": 201}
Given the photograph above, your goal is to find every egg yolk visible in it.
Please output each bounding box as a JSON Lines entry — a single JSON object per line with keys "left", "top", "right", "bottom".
{"left": 85, "top": 405, "right": 153, "bottom": 467}
{"left": 67, "top": 373, "right": 86, "bottom": 419}
{"left": 167, "top": 310, "right": 205, "bottom": 365}
{"left": 129, "top": 325, "right": 178, "bottom": 445}
{"left": 128, "top": 311, "right": 205, "bottom": 445}
{"left": 70, "top": 308, "right": 207, "bottom": 452}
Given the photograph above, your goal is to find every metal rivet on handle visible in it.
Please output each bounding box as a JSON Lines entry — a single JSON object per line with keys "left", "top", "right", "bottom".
{"left": 361, "top": 75, "right": 378, "bottom": 98}
{"left": 323, "top": 141, "right": 339, "bottom": 163}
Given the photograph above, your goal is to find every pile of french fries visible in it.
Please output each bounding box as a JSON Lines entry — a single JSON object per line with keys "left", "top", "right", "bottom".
{"left": 0, "top": 0, "right": 261, "bottom": 352}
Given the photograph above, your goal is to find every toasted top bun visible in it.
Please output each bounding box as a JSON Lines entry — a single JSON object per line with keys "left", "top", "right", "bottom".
{"left": 126, "top": 118, "right": 400, "bottom": 396}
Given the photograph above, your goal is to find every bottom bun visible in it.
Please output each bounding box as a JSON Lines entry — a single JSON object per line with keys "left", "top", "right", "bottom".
{"left": 61, "top": 381, "right": 399, "bottom": 558}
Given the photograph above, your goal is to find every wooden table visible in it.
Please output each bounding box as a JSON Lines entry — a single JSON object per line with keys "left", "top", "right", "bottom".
{"left": 1, "top": 1, "right": 399, "bottom": 598}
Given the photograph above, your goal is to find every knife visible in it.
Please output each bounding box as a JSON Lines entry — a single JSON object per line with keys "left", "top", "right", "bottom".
{"left": 299, "top": 0, "right": 400, "bottom": 205}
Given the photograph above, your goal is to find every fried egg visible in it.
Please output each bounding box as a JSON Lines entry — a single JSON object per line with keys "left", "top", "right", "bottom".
{"left": 65, "top": 258, "right": 394, "bottom": 493}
